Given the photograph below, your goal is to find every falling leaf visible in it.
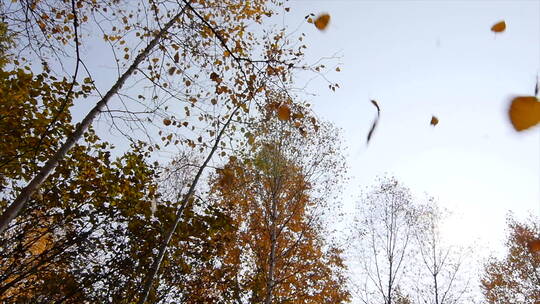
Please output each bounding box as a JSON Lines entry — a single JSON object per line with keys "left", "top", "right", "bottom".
{"left": 508, "top": 96, "right": 540, "bottom": 131}
{"left": 277, "top": 104, "right": 291, "bottom": 121}
{"left": 430, "top": 116, "right": 439, "bottom": 126}
{"left": 491, "top": 21, "right": 506, "bottom": 33}
{"left": 163, "top": 118, "right": 172, "bottom": 126}
{"left": 314, "top": 13, "right": 330, "bottom": 31}
{"left": 527, "top": 239, "right": 540, "bottom": 253}
{"left": 367, "top": 100, "right": 380, "bottom": 145}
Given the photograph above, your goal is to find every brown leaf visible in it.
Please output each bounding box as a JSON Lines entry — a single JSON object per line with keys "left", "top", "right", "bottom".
{"left": 210, "top": 72, "right": 220, "bottom": 83}
{"left": 527, "top": 239, "right": 540, "bottom": 253}
{"left": 314, "top": 13, "right": 330, "bottom": 31}
{"left": 221, "top": 168, "right": 234, "bottom": 186}
{"left": 277, "top": 104, "right": 291, "bottom": 121}
{"left": 430, "top": 116, "right": 439, "bottom": 126}
{"left": 491, "top": 20, "right": 506, "bottom": 33}
{"left": 508, "top": 96, "right": 540, "bottom": 131}
{"left": 367, "top": 100, "right": 380, "bottom": 145}
{"left": 163, "top": 119, "right": 172, "bottom": 126}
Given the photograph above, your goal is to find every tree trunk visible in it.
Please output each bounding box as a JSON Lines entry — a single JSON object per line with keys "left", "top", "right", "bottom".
{"left": 265, "top": 197, "right": 278, "bottom": 304}
{"left": 136, "top": 106, "right": 239, "bottom": 304}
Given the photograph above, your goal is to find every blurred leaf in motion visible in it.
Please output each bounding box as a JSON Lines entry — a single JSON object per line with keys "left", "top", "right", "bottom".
{"left": 527, "top": 239, "right": 540, "bottom": 254}
{"left": 314, "top": 13, "right": 330, "bottom": 31}
{"left": 367, "top": 100, "right": 380, "bottom": 145}
{"left": 277, "top": 104, "right": 291, "bottom": 121}
{"left": 430, "top": 116, "right": 439, "bottom": 126}
{"left": 508, "top": 96, "right": 540, "bottom": 131}
{"left": 491, "top": 21, "right": 506, "bottom": 33}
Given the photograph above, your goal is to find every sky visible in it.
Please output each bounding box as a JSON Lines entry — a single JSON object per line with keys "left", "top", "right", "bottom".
{"left": 67, "top": 0, "right": 540, "bottom": 257}
{"left": 278, "top": 0, "right": 540, "bottom": 255}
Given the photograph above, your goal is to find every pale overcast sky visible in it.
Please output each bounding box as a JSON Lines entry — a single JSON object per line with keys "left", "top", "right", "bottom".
{"left": 77, "top": 0, "right": 540, "bottom": 254}
{"left": 280, "top": 0, "right": 540, "bottom": 253}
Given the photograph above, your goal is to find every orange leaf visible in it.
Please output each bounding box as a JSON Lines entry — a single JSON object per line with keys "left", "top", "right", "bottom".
{"left": 527, "top": 239, "right": 540, "bottom": 253}
{"left": 314, "top": 13, "right": 330, "bottom": 31}
{"left": 508, "top": 96, "right": 540, "bottom": 131}
{"left": 277, "top": 104, "right": 291, "bottom": 121}
{"left": 430, "top": 116, "right": 439, "bottom": 126}
{"left": 491, "top": 21, "right": 506, "bottom": 33}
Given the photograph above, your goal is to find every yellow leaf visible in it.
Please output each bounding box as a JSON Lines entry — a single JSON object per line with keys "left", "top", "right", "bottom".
{"left": 508, "top": 96, "right": 540, "bottom": 131}
{"left": 277, "top": 104, "right": 291, "bottom": 121}
{"left": 430, "top": 116, "right": 439, "bottom": 126}
{"left": 491, "top": 20, "right": 506, "bottom": 33}
{"left": 314, "top": 13, "right": 330, "bottom": 31}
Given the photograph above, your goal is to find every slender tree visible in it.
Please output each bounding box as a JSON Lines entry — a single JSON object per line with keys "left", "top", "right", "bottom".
{"left": 209, "top": 117, "right": 350, "bottom": 303}
{"left": 412, "top": 201, "right": 474, "bottom": 304}
{"left": 352, "top": 177, "right": 417, "bottom": 304}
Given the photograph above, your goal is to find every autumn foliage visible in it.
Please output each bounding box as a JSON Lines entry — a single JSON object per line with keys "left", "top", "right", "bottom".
{"left": 210, "top": 121, "right": 349, "bottom": 303}
{"left": 481, "top": 215, "right": 540, "bottom": 304}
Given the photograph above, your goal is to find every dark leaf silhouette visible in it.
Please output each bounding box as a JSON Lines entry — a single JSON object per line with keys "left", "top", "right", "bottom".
{"left": 367, "top": 99, "right": 380, "bottom": 145}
